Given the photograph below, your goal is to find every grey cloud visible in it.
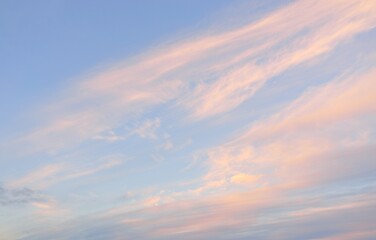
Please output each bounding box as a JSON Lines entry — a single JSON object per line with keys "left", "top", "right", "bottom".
{"left": 0, "top": 184, "right": 44, "bottom": 206}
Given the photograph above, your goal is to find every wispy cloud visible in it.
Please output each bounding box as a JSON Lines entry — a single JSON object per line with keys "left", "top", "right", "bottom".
{"left": 9, "top": 0, "right": 376, "bottom": 156}
{"left": 31, "top": 198, "right": 70, "bottom": 218}
{"left": 181, "top": 0, "right": 376, "bottom": 119}
{"left": 131, "top": 118, "right": 161, "bottom": 140}
{"left": 20, "top": 186, "right": 376, "bottom": 240}
{"left": 0, "top": 184, "right": 44, "bottom": 206}
{"left": 2, "top": 0, "right": 376, "bottom": 239}
{"left": 200, "top": 67, "right": 376, "bottom": 192}
{"left": 8, "top": 158, "right": 122, "bottom": 190}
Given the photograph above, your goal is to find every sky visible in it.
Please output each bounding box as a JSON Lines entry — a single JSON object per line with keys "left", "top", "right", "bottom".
{"left": 0, "top": 0, "right": 375, "bottom": 239}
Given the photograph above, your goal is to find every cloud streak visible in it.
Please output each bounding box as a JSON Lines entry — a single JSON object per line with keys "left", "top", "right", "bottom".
{"left": 201, "top": 67, "right": 376, "bottom": 192}
{"left": 8, "top": 158, "right": 122, "bottom": 190}
{"left": 20, "top": 186, "right": 376, "bottom": 240}
{"left": 0, "top": 185, "right": 44, "bottom": 206}
{"left": 9, "top": 0, "right": 376, "bottom": 156}
{"left": 2, "top": 0, "right": 376, "bottom": 239}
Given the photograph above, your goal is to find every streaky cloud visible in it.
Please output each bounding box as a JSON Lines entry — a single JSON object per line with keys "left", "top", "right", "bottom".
{"left": 9, "top": 0, "right": 376, "bottom": 156}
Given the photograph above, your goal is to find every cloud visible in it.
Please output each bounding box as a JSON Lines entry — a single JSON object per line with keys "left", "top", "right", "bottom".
{"left": 131, "top": 118, "right": 161, "bottom": 140}
{"left": 161, "top": 141, "right": 173, "bottom": 151}
{"left": 8, "top": 158, "right": 122, "bottom": 190}
{"left": 197, "top": 67, "right": 376, "bottom": 193}
{"left": 31, "top": 198, "right": 70, "bottom": 218}
{"left": 230, "top": 173, "right": 261, "bottom": 185}
{"left": 241, "top": 67, "right": 376, "bottom": 141}
{"left": 18, "top": 186, "right": 376, "bottom": 240}
{"left": 8, "top": 0, "right": 376, "bottom": 156}
{"left": 31, "top": 24, "right": 375, "bottom": 238}
{"left": 181, "top": 0, "right": 376, "bottom": 119}
{"left": 92, "top": 130, "right": 127, "bottom": 142}
{"left": 7, "top": 164, "right": 67, "bottom": 190}
{"left": 92, "top": 118, "right": 162, "bottom": 142}
{"left": 0, "top": 184, "right": 44, "bottom": 206}
{"left": 3, "top": 0, "right": 376, "bottom": 239}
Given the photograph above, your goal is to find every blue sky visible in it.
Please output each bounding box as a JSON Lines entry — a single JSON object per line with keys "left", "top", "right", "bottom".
{"left": 1, "top": 0, "right": 376, "bottom": 239}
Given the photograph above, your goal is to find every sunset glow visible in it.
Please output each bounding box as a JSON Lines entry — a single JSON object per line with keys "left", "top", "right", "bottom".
{"left": 1, "top": 0, "right": 375, "bottom": 239}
